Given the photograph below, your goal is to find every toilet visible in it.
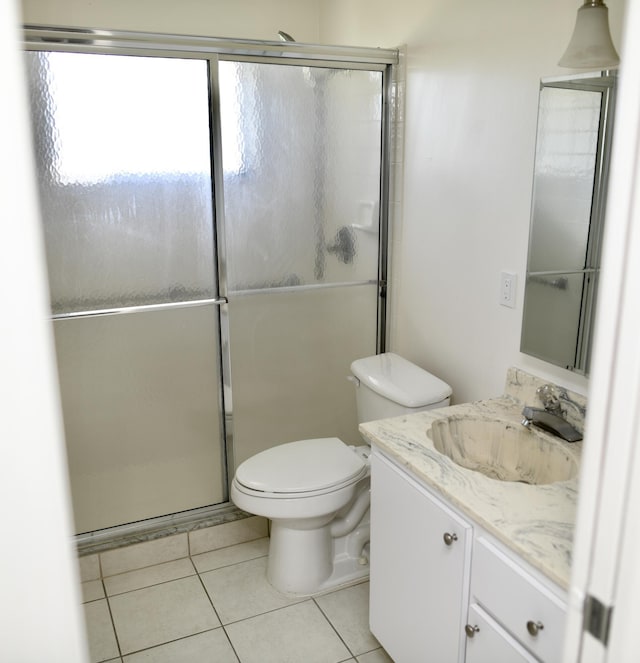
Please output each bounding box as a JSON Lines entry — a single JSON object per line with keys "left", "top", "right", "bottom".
{"left": 230, "top": 352, "right": 452, "bottom": 596}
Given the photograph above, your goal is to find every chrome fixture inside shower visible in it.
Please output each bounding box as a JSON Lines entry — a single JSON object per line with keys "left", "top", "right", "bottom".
{"left": 327, "top": 226, "right": 356, "bottom": 264}
{"left": 278, "top": 30, "right": 296, "bottom": 42}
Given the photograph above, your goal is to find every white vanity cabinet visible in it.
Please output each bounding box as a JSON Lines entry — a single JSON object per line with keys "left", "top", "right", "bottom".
{"left": 370, "top": 448, "right": 568, "bottom": 663}
{"left": 370, "top": 451, "right": 472, "bottom": 663}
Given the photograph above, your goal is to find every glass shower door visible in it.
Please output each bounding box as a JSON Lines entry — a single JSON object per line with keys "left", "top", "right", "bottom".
{"left": 25, "top": 48, "right": 388, "bottom": 535}
{"left": 27, "top": 51, "right": 226, "bottom": 534}
{"left": 219, "top": 61, "right": 384, "bottom": 467}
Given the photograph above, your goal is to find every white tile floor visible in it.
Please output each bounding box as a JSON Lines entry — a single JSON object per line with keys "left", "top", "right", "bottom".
{"left": 82, "top": 537, "right": 393, "bottom": 663}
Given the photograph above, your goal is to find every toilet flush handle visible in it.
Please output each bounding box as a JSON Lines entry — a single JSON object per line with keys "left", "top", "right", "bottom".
{"left": 346, "top": 375, "right": 360, "bottom": 387}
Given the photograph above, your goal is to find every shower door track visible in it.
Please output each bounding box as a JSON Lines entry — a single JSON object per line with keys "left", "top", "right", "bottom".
{"left": 23, "top": 25, "right": 398, "bottom": 65}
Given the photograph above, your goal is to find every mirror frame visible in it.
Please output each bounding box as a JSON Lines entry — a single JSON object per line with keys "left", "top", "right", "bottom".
{"left": 521, "top": 70, "right": 617, "bottom": 375}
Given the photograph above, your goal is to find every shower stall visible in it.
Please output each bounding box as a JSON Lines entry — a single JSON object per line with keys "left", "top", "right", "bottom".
{"left": 23, "top": 26, "right": 397, "bottom": 539}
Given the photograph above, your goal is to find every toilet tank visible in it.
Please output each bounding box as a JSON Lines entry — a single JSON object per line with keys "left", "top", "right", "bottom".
{"left": 350, "top": 353, "right": 452, "bottom": 423}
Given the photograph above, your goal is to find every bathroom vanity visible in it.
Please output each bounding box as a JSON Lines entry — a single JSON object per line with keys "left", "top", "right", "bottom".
{"left": 361, "top": 368, "right": 585, "bottom": 663}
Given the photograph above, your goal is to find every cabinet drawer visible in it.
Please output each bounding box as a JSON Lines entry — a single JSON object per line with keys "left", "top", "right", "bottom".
{"left": 471, "top": 537, "right": 567, "bottom": 663}
{"left": 465, "top": 604, "right": 538, "bottom": 663}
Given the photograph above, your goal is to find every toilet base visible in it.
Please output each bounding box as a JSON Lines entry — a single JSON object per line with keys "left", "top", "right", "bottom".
{"left": 267, "top": 511, "right": 370, "bottom": 597}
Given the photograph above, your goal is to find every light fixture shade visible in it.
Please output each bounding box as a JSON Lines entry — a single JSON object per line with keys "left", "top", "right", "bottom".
{"left": 559, "top": 1, "right": 620, "bottom": 68}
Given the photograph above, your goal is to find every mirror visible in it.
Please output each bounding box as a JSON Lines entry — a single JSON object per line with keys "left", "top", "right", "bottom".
{"left": 521, "top": 71, "right": 616, "bottom": 375}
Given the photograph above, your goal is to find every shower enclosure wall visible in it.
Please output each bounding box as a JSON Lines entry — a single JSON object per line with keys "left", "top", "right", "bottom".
{"left": 24, "top": 26, "right": 397, "bottom": 539}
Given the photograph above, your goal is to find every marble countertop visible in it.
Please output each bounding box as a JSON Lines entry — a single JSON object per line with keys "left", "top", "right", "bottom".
{"left": 360, "top": 388, "right": 582, "bottom": 590}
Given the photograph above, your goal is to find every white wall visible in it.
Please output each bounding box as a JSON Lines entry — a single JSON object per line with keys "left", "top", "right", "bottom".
{"left": 2, "top": 0, "right": 87, "bottom": 658}
{"left": 320, "top": 0, "right": 626, "bottom": 403}
{"left": 21, "top": 0, "right": 321, "bottom": 42}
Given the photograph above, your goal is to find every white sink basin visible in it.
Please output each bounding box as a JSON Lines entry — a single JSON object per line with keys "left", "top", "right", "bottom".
{"left": 427, "top": 415, "right": 578, "bottom": 485}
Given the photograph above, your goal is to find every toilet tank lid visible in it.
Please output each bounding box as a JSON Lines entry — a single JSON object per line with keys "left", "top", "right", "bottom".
{"left": 350, "top": 353, "right": 452, "bottom": 408}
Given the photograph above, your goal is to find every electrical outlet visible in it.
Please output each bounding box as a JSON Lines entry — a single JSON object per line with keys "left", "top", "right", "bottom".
{"left": 500, "top": 271, "right": 517, "bottom": 308}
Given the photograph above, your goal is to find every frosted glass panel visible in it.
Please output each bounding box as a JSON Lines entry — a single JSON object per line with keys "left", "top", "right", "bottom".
{"left": 229, "top": 285, "right": 378, "bottom": 469}
{"left": 528, "top": 87, "right": 602, "bottom": 273}
{"left": 521, "top": 273, "right": 587, "bottom": 369}
{"left": 54, "top": 306, "right": 225, "bottom": 534}
{"left": 220, "top": 62, "right": 382, "bottom": 291}
{"left": 26, "top": 51, "right": 215, "bottom": 313}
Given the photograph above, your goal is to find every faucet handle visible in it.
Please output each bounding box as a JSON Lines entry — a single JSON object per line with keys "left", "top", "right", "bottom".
{"left": 536, "top": 384, "right": 561, "bottom": 413}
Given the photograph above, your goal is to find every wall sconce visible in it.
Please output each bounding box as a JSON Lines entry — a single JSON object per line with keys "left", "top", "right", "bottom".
{"left": 559, "top": 0, "right": 620, "bottom": 68}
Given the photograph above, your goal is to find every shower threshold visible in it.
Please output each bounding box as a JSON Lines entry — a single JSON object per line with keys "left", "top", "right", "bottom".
{"left": 76, "top": 502, "right": 249, "bottom": 556}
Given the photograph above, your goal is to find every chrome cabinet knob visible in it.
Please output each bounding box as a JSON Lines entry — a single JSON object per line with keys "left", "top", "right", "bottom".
{"left": 443, "top": 532, "right": 458, "bottom": 546}
{"left": 465, "top": 624, "right": 480, "bottom": 638}
{"left": 527, "top": 620, "right": 544, "bottom": 636}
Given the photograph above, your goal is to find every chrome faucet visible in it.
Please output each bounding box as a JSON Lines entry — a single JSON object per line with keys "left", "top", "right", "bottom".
{"left": 521, "top": 384, "right": 583, "bottom": 442}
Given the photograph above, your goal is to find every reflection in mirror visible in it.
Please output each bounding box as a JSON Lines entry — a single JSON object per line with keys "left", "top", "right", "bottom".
{"left": 521, "top": 71, "right": 616, "bottom": 375}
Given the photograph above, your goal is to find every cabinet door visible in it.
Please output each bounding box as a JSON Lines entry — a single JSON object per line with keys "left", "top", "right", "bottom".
{"left": 370, "top": 452, "right": 472, "bottom": 663}
{"left": 465, "top": 604, "right": 538, "bottom": 663}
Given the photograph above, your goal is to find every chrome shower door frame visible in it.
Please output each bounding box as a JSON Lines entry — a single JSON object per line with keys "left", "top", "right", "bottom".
{"left": 23, "top": 25, "right": 398, "bottom": 548}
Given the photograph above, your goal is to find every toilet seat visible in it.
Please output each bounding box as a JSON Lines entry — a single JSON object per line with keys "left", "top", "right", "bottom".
{"left": 235, "top": 437, "right": 366, "bottom": 496}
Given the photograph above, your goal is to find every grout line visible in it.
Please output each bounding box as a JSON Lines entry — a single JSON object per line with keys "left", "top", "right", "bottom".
{"left": 220, "top": 626, "right": 242, "bottom": 663}
{"left": 117, "top": 627, "right": 222, "bottom": 660}
{"left": 360, "top": 646, "right": 387, "bottom": 657}
{"left": 191, "top": 544, "right": 269, "bottom": 575}
{"left": 194, "top": 549, "right": 271, "bottom": 578}
{"left": 105, "top": 572, "right": 198, "bottom": 599}
{"left": 102, "top": 539, "right": 269, "bottom": 597}
{"left": 194, "top": 562, "right": 225, "bottom": 625}
{"left": 189, "top": 533, "right": 269, "bottom": 560}
{"left": 96, "top": 534, "right": 189, "bottom": 578}
{"left": 313, "top": 598, "right": 357, "bottom": 658}
{"left": 104, "top": 590, "right": 124, "bottom": 661}
{"left": 191, "top": 558, "right": 244, "bottom": 662}
{"left": 104, "top": 568, "right": 199, "bottom": 598}
{"left": 100, "top": 557, "right": 189, "bottom": 581}
{"left": 101, "top": 554, "right": 193, "bottom": 581}
{"left": 217, "top": 597, "right": 311, "bottom": 629}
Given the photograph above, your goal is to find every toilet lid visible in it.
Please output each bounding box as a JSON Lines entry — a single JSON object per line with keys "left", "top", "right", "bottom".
{"left": 235, "top": 438, "right": 366, "bottom": 494}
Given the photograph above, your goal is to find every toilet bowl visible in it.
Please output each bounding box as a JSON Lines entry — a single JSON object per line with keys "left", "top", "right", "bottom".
{"left": 231, "top": 352, "right": 452, "bottom": 596}
{"left": 231, "top": 438, "right": 371, "bottom": 595}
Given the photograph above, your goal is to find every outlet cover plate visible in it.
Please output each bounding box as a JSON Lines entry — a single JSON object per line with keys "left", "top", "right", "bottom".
{"left": 500, "top": 271, "right": 517, "bottom": 308}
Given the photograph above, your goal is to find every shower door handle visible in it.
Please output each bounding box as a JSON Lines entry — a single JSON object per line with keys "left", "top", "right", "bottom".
{"left": 51, "top": 296, "right": 229, "bottom": 320}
